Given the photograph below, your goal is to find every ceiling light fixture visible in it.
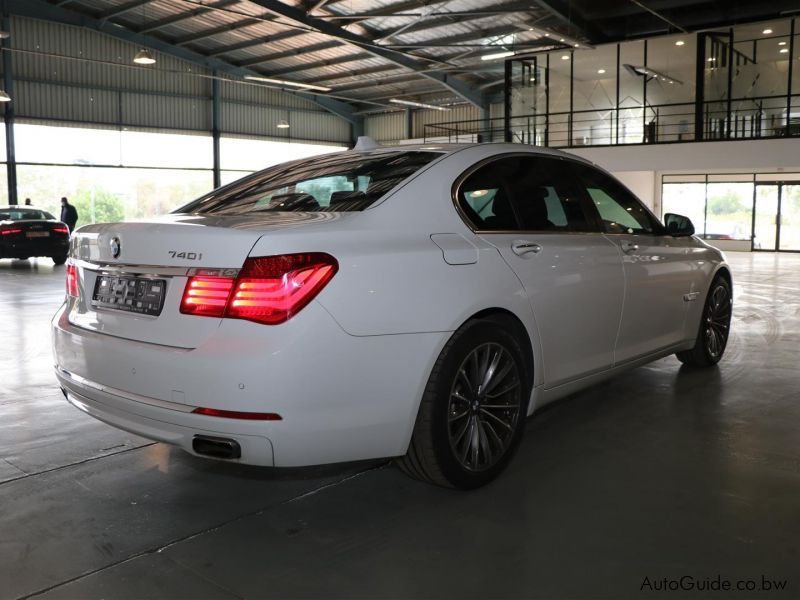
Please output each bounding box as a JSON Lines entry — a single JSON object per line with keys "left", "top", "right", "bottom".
{"left": 276, "top": 120, "right": 290, "bottom": 129}
{"left": 763, "top": 28, "right": 773, "bottom": 35}
{"left": 480, "top": 50, "right": 515, "bottom": 61}
{"left": 0, "top": 30, "right": 10, "bottom": 39}
{"left": 597, "top": 68, "right": 606, "bottom": 74}
{"left": 244, "top": 75, "right": 331, "bottom": 93}
{"left": 561, "top": 54, "right": 570, "bottom": 60}
{"left": 0, "top": 90, "right": 11, "bottom": 102}
{"left": 133, "top": 48, "right": 156, "bottom": 65}
{"left": 780, "top": 48, "right": 789, "bottom": 53}
{"left": 675, "top": 40, "right": 685, "bottom": 46}
{"left": 389, "top": 98, "right": 450, "bottom": 111}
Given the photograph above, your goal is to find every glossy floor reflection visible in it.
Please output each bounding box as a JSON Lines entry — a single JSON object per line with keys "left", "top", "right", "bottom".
{"left": 1, "top": 253, "right": 799, "bottom": 599}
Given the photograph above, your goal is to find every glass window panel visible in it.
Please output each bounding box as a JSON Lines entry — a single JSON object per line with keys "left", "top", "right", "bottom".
{"left": 120, "top": 130, "right": 212, "bottom": 169}
{"left": 546, "top": 51, "right": 573, "bottom": 147}
{"left": 220, "top": 137, "right": 345, "bottom": 172}
{"left": 646, "top": 35, "right": 697, "bottom": 142}
{"left": 0, "top": 123, "right": 5, "bottom": 162}
{"left": 15, "top": 123, "right": 121, "bottom": 165}
{"left": 572, "top": 45, "right": 617, "bottom": 146}
{"left": 619, "top": 40, "right": 645, "bottom": 144}
{"left": 705, "top": 182, "right": 754, "bottom": 241}
{"left": 221, "top": 170, "right": 253, "bottom": 187}
{"left": 662, "top": 183, "right": 707, "bottom": 235}
{"left": 16, "top": 165, "right": 213, "bottom": 227}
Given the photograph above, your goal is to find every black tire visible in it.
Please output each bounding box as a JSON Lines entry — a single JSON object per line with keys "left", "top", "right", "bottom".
{"left": 397, "top": 317, "right": 531, "bottom": 489}
{"left": 676, "top": 275, "right": 732, "bottom": 367}
{"left": 52, "top": 254, "right": 68, "bottom": 266}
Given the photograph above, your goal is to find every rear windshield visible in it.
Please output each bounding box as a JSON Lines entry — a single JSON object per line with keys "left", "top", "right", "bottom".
{"left": 176, "top": 150, "right": 441, "bottom": 215}
{"left": 0, "top": 209, "right": 55, "bottom": 221}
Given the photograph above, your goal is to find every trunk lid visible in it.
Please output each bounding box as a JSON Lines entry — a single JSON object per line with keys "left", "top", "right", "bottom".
{"left": 67, "top": 213, "right": 346, "bottom": 348}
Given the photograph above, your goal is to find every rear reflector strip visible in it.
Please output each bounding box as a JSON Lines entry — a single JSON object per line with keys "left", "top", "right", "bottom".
{"left": 192, "top": 407, "right": 282, "bottom": 421}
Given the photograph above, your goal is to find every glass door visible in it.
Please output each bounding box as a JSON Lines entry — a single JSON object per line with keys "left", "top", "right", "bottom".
{"left": 779, "top": 185, "right": 800, "bottom": 251}
{"left": 753, "top": 183, "right": 800, "bottom": 252}
{"left": 754, "top": 184, "right": 779, "bottom": 251}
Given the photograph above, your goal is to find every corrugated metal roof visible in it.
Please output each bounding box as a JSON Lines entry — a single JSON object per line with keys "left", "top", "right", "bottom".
{"left": 35, "top": 0, "right": 557, "bottom": 110}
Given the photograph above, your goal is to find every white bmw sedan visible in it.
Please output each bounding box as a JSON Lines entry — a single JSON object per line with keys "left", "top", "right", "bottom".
{"left": 52, "top": 143, "right": 732, "bottom": 489}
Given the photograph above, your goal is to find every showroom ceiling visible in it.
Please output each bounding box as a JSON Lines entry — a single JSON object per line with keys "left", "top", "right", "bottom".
{"left": 18, "top": 0, "right": 800, "bottom": 112}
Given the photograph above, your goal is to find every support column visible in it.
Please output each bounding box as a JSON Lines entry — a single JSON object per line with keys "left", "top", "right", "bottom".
{"left": 404, "top": 108, "right": 413, "bottom": 140}
{"left": 211, "top": 73, "right": 221, "bottom": 189}
{"left": 2, "top": 13, "right": 17, "bottom": 205}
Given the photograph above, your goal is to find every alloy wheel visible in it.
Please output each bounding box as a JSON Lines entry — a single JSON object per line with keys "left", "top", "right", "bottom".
{"left": 447, "top": 342, "right": 522, "bottom": 472}
{"left": 704, "top": 283, "right": 732, "bottom": 359}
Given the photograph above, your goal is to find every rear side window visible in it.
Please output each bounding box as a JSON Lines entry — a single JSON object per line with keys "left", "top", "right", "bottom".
{"left": 456, "top": 155, "right": 593, "bottom": 232}
{"left": 177, "top": 151, "right": 440, "bottom": 215}
{"left": 571, "top": 163, "right": 661, "bottom": 234}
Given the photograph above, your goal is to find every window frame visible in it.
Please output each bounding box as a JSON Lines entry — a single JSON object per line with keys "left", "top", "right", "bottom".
{"left": 451, "top": 152, "right": 603, "bottom": 234}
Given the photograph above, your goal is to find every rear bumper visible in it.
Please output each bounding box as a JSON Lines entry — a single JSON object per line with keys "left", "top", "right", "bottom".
{"left": 1, "top": 238, "right": 69, "bottom": 258}
{"left": 58, "top": 369, "right": 276, "bottom": 465}
{"left": 51, "top": 302, "right": 449, "bottom": 467}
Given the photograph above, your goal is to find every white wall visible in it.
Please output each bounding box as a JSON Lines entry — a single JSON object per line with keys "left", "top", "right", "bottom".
{"left": 566, "top": 137, "right": 800, "bottom": 252}
{"left": 611, "top": 171, "right": 655, "bottom": 210}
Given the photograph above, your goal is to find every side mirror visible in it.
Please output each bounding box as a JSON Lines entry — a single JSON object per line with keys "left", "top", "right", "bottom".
{"left": 664, "top": 213, "right": 695, "bottom": 237}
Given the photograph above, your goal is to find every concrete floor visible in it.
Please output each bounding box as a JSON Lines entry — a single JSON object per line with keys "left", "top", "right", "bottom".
{"left": 1, "top": 252, "right": 798, "bottom": 599}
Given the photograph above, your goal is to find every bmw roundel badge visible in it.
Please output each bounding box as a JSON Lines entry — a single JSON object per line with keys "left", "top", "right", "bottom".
{"left": 110, "top": 237, "right": 121, "bottom": 259}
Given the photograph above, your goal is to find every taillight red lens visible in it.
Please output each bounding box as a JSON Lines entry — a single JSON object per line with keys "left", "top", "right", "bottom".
{"left": 66, "top": 263, "right": 78, "bottom": 297}
{"left": 180, "top": 277, "right": 234, "bottom": 317}
{"left": 179, "top": 253, "right": 338, "bottom": 325}
{"left": 0, "top": 227, "right": 22, "bottom": 236}
{"left": 227, "top": 254, "right": 338, "bottom": 324}
{"left": 52, "top": 226, "right": 69, "bottom": 234}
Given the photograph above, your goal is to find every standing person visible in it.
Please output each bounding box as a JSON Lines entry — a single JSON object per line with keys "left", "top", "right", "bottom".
{"left": 24, "top": 198, "right": 32, "bottom": 205}
{"left": 60, "top": 197, "right": 78, "bottom": 232}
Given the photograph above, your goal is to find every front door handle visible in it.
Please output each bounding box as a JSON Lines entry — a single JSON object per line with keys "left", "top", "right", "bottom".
{"left": 511, "top": 240, "right": 542, "bottom": 256}
{"left": 621, "top": 240, "right": 639, "bottom": 253}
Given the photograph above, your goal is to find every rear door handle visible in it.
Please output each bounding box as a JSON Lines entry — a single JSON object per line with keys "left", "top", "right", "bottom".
{"left": 621, "top": 240, "right": 639, "bottom": 253}
{"left": 511, "top": 240, "right": 542, "bottom": 257}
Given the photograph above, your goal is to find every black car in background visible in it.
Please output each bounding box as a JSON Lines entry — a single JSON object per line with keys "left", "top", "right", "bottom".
{"left": 0, "top": 206, "right": 70, "bottom": 265}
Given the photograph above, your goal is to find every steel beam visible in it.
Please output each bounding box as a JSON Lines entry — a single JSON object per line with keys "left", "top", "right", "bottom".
{"left": 246, "top": 0, "right": 485, "bottom": 108}
{"left": 2, "top": 13, "right": 17, "bottom": 205}
{"left": 98, "top": 0, "right": 154, "bottom": 21}
{"left": 138, "top": 0, "right": 241, "bottom": 34}
{"left": 174, "top": 18, "right": 262, "bottom": 47}
{"left": 206, "top": 29, "right": 304, "bottom": 57}
{"left": 236, "top": 40, "right": 341, "bottom": 68}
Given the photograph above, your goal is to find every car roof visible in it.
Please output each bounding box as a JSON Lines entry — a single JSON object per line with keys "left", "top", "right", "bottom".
{"left": 346, "top": 142, "right": 595, "bottom": 166}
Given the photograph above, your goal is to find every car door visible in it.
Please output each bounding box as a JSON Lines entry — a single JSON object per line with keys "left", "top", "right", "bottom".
{"left": 455, "top": 154, "right": 625, "bottom": 388}
{"left": 569, "top": 162, "right": 695, "bottom": 364}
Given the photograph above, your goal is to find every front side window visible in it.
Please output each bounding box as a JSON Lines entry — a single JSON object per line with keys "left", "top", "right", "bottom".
{"left": 572, "top": 163, "right": 661, "bottom": 234}
{"left": 456, "top": 155, "right": 593, "bottom": 232}
{"left": 177, "top": 151, "right": 440, "bottom": 215}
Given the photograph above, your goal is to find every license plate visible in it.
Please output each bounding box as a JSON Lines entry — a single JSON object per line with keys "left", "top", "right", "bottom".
{"left": 26, "top": 231, "right": 49, "bottom": 238}
{"left": 92, "top": 275, "right": 167, "bottom": 317}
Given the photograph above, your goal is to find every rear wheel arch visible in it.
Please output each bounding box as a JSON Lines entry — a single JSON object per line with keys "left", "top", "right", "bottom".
{"left": 467, "top": 308, "right": 535, "bottom": 390}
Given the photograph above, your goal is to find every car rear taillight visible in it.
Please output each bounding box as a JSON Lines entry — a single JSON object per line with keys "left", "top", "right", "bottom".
{"left": 0, "top": 226, "right": 22, "bottom": 236}
{"left": 66, "top": 263, "right": 78, "bottom": 297}
{"left": 180, "top": 253, "right": 338, "bottom": 325}
{"left": 52, "top": 226, "right": 69, "bottom": 235}
{"left": 180, "top": 277, "right": 234, "bottom": 317}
